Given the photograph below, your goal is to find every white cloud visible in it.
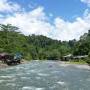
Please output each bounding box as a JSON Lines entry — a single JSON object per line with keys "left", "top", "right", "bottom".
{"left": 81, "top": 0, "right": 90, "bottom": 6}
{"left": 52, "top": 16, "right": 90, "bottom": 41}
{"left": 0, "top": 0, "right": 21, "bottom": 13}
{"left": 2, "top": 7, "right": 53, "bottom": 36}
{"left": 0, "top": 0, "right": 90, "bottom": 41}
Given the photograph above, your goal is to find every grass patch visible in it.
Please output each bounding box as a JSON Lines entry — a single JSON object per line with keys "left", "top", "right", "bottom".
{"left": 68, "top": 60, "right": 87, "bottom": 64}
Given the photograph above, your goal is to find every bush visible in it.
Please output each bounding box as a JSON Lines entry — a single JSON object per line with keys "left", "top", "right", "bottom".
{"left": 86, "top": 52, "right": 90, "bottom": 65}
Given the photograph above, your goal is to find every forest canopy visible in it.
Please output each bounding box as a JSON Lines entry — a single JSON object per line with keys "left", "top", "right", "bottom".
{"left": 0, "top": 24, "right": 90, "bottom": 60}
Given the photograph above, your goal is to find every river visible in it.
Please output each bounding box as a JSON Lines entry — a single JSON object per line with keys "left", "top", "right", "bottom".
{"left": 0, "top": 60, "right": 90, "bottom": 90}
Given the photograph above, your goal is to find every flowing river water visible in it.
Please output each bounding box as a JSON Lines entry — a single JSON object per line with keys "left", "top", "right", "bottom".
{"left": 0, "top": 60, "right": 90, "bottom": 90}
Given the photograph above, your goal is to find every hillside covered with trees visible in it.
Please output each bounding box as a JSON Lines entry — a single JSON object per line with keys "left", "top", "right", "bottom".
{"left": 0, "top": 24, "right": 90, "bottom": 62}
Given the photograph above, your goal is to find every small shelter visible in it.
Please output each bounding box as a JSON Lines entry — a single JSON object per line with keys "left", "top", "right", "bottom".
{"left": 62, "top": 54, "right": 72, "bottom": 61}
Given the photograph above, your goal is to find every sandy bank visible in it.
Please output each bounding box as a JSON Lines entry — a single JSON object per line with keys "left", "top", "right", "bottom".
{"left": 57, "top": 61, "right": 90, "bottom": 70}
{"left": 0, "top": 62, "right": 8, "bottom": 69}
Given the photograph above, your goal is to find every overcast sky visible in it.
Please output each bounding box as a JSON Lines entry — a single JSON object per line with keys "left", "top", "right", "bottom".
{"left": 0, "top": 0, "right": 90, "bottom": 41}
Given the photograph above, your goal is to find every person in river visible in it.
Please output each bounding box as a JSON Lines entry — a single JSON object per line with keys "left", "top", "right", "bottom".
{"left": 49, "top": 65, "right": 53, "bottom": 68}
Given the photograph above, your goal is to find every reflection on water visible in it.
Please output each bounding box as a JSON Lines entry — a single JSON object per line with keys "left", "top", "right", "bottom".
{"left": 0, "top": 60, "right": 90, "bottom": 90}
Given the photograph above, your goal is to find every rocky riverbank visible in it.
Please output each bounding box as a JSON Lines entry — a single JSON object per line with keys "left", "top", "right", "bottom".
{"left": 0, "top": 59, "right": 29, "bottom": 69}
{"left": 0, "top": 60, "right": 90, "bottom": 70}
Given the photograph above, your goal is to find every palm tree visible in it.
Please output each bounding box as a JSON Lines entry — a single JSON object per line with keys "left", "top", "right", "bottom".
{"left": 0, "top": 24, "right": 19, "bottom": 52}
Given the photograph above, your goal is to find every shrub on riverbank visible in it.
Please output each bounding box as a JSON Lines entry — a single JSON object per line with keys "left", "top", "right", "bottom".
{"left": 85, "top": 52, "right": 90, "bottom": 65}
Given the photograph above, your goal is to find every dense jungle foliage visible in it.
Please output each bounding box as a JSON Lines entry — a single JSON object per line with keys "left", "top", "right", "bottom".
{"left": 0, "top": 24, "right": 90, "bottom": 62}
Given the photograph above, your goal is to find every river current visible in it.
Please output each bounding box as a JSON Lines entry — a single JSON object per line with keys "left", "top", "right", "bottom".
{"left": 0, "top": 60, "right": 90, "bottom": 90}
